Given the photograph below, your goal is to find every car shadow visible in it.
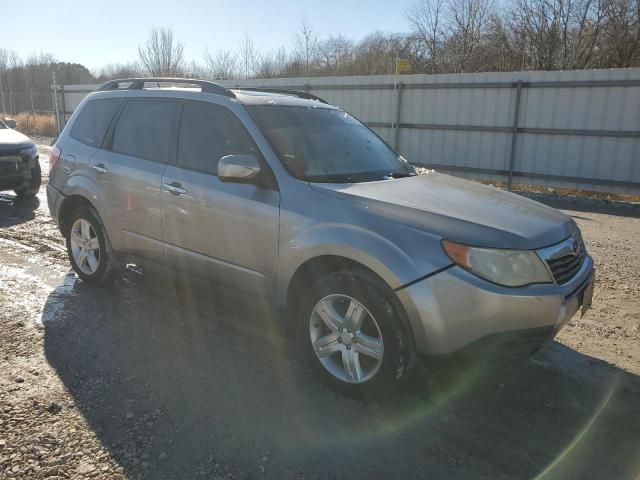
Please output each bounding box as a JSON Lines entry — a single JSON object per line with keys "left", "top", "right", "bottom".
{"left": 0, "top": 192, "right": 40, "bottom": 227}
{"left": 42, "top": 270, "right": 640, "bottom": 480}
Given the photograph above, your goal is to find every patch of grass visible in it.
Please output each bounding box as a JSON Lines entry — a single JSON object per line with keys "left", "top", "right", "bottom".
{"left": 12, "top": 112, "right": 57, "bottom": 137}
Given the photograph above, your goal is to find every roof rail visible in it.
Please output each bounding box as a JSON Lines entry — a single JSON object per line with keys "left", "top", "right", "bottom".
{"left": 232, "top": 87, "right": 328, "bottom": 104}
{"left": 95, "top": 78, "right": 235, "bottom": 98}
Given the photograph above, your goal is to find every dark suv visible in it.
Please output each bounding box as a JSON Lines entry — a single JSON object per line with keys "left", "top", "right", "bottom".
{"left": 0, "top": 119, "right": 41, "bottom": 197}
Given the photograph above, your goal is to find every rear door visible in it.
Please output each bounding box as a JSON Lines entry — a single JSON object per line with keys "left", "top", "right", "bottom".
{"left": 161, "top": 100, "right": 280, "bottom": 297}
{"left": 62, "top": 97, "right": 123, "bottom": 197}
{"left": 91, "top": 98, "right": 179, "bottom": 262}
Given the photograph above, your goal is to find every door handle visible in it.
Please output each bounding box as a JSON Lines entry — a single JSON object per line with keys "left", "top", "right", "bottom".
{"left": 92, "top": 163, "right": 108, "bottom": 174}
{"left": 162, "top": 182, "right": 187, "bottom": 196}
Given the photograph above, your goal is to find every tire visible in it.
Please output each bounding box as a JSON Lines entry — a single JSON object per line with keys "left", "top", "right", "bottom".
{"left": 14, "top": 161, "right": 41, "bottom": 198}
{"left": 298, "top": 269, "right": 416, "bottom": 394}
{"left": 65, "top": 205, "right": 118, "bottom": 285}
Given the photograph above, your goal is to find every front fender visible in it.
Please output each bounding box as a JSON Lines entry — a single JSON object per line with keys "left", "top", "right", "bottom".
{"left": 274, "top": 222, "right": 440, "bottom": 308}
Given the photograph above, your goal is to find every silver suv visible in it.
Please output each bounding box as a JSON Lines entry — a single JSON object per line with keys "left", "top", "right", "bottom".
{"left": 47, "top": 78, "right": 595, "bottom": 392}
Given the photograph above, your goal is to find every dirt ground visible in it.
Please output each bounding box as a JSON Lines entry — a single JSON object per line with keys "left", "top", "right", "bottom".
{"left": 1, "top": 148, "right": 639, "bottom": 480}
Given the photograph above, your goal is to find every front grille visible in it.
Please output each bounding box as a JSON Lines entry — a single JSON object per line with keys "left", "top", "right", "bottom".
{"left": 0, "top": 149, "right": 22, "bottom": 158}
{"left": 0, "top": 162, "right": 20, "bottom": 176}
{"left": 546, "top": 239, "right": 586, "bottom": 284}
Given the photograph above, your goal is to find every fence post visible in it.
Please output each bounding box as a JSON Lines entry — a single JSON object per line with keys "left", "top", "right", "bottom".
{"left": 507, "top": 80, "right": 523, "bottom": 191}
{"left": 394, "top": 81, "right": 403, "bottom": 151}
{"left": 0, "top": 77, "right": 5, "bottom": 116}
{"left": 60, "top": 85, "right": 67, "bottom": 130}
{"left": 52, "top": 72, "right": 61, "bottom": 136}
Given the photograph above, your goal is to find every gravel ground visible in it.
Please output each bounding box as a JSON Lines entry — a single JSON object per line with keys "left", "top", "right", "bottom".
{"left": 1, "top": 149, "right": 639, "bottom": 479}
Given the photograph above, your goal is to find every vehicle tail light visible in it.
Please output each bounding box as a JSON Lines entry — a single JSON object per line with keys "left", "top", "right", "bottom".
{"left": 49, "top": 145, "right": 62, "bottom": 173}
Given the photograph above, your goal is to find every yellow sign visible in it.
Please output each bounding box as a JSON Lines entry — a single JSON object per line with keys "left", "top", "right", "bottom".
{"left": 396, "top": 59, "right": 411, "bottom": 74}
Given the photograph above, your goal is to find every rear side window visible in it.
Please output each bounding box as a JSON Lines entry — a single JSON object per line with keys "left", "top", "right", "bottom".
{"left": 178, "top": 102, "right": 259, "bottom": 175}
{"left": 70, "top": 99, "right": 122, "bottom": 147}
{"left": 111, "top": 100, "right": 178, "bottom": 163}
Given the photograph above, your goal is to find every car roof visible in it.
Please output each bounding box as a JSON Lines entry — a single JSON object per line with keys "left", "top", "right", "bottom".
{"left": 92, "top": 78, "right": 335, "bottom": 109}
{"left": 230, "top": 89, "right": 335, "bottom": 108}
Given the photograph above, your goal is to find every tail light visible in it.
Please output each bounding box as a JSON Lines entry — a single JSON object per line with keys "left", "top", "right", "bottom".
{"left": 49, "top": 145, "right": 61, "bottom": 173}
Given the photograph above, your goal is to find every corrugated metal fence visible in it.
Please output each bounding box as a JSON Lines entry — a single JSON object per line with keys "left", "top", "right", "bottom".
{"left": 55, "top": 68, "right": 640, "bottom": 194}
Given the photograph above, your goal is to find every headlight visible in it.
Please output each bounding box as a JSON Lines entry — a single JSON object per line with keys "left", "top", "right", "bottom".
{"left": 442, "top": 239, "right": 552, "bottom": 287}
{"left": 20, "top": 145, "right": 38, "bottom": 158}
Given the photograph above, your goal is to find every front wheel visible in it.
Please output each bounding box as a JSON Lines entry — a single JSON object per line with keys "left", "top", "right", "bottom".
{"left": 298, "top": 270, "right": 415, "bottom": 393}
{"left": 65, "top": 205, "right": 118, "bottom": 285}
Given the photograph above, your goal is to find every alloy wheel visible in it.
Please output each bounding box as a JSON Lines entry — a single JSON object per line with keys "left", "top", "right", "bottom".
{"left": 309, "top": 294, "right": 384, "bottom": 384}
{"left": 69, "top": 218, "right": 101, "bottom": 275}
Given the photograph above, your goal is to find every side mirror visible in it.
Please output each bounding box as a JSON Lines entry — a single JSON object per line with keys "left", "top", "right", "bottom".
{"left": 218, "top": 154, "right": 261, "bottom": 182}
{"left": 4, "top": 118, "right": 17, "bottom": 129}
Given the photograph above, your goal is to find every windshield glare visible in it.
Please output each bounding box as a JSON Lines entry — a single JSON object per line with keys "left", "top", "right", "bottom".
{"left": 246, "top": 105, "right": 414, "bottom": 183}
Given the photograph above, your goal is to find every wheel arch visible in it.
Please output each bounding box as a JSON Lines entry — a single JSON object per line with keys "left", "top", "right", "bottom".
{"left": 284, "top": 254, "right": 417, "bottom": 352}
{"left": 57, "top": 193, "right": 100, "bottom": 236}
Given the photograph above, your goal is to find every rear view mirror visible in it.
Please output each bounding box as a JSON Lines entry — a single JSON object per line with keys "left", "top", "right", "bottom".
{"left": 218, "top": 154, "right": 261, "bottom": 182}
{"left": 4, "top": 118, "right": 17, "bottom": 129}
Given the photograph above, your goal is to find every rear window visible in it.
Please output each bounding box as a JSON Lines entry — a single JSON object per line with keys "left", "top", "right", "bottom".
{"left": 70, "top": 99, "right": 122, "bottom": 147}
{"left": 111, "top": 100, "right": 178, "bottom": 163}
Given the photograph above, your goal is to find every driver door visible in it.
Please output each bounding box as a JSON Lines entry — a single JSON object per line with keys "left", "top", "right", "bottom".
{"left": 161, "top": 100, "right": 280, "bottom": 298}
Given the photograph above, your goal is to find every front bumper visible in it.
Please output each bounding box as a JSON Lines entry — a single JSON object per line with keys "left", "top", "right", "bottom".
{"left": 0, "top": 154, "right": 38, "bottom": 190}
{"left": 396, "top": 255, "right": 594, "bottom": 355}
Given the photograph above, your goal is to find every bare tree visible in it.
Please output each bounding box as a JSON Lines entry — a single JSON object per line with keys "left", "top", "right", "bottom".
{"left": 447, "top": 0, "right": 494, "bottom": 71}
{"left": 511, "top": 0, "right": 606, "bottom": 69}
{"left": 138, "top": 26, "right": 185, "bottom": 77}
{"left": 598, "top": 0, "right": 640, "bottom": 66}
{"left": 255, "top": 51, "right": 280, "bottom": 78}
{"left": 352, "top": 32, "right": 401, "bottom": 75}
{"left": 238, "top": 32, "right": 259, "bottom": 79}
{"left": 294, "top": 18, "right": 319, "bottom": 75}
{"left": 204, "top": 49, "right": 237, "bottom": 79}
{"left": 317, "top": 35, "right": 355, "bottom": 74}
{"left": 96, "top": 62, "right": 142, "bottom": 81}
{"left": 407, "top": 0, "right": 447, "bottom": 72}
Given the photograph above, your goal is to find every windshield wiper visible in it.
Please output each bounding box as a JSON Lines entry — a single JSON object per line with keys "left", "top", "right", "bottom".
{"left": 307, "top": 170, "right": 415, "bottom": 183}
{"left": 384, "top": 172, "right": 415, "bottom": 179}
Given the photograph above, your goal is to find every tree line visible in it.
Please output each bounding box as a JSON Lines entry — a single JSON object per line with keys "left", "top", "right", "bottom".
{"left": 1, "top": 0, "right": 638, "bottom": 115}
{"left": 125, "top": 0, "right": 640, "bottom": 78}
{"left": 0, "top": 51, "right": 94, "bottom": 114}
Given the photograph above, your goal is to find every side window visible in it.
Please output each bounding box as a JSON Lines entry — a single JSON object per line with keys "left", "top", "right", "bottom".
{"left": 111, "top": 100, "right": 178, "bottom": 163}
{"left": 178, "top": 102, "right": 260, "bottom": 175}
{"left": 70, "top": 99, "right": 122, "bottom": 147}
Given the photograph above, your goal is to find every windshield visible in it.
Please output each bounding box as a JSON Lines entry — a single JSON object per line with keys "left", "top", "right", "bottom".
{"left": 0, "top": 120, "right": 6, "bottom": 129}
{"left": 246, "top": 105, "right": 415, "bottom": 183}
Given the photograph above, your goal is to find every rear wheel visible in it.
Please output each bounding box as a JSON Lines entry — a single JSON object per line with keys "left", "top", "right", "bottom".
{"left": 65, "top": 205, "right": 118, "bottom": 285}
{"left": 14, "top": 161, "right": 41, "bottom": 198}
{"left": 298, "top": 269, "right": 415, "bottom": 393}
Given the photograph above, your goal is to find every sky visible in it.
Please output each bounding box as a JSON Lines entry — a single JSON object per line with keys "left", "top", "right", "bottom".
{"left": 2, "top": 0, "right": 413, "bottom": 72}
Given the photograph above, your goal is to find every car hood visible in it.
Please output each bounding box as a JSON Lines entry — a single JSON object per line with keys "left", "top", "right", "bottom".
{"left": 311, "top": 172, "right": 575, "bottom": 250}
{"left": 0, "top": 128, "right": 33, "bottom": 151}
